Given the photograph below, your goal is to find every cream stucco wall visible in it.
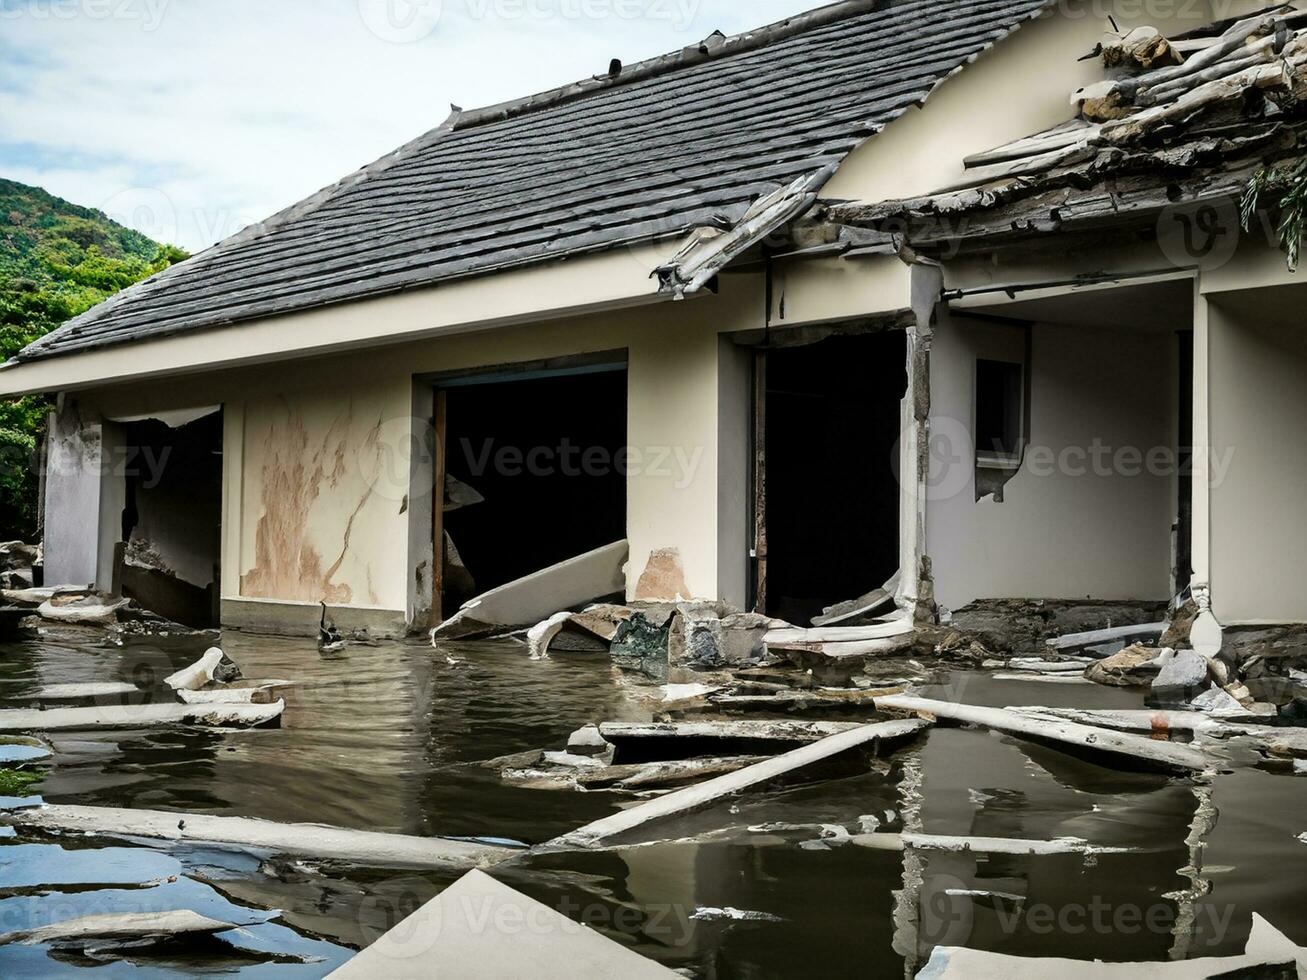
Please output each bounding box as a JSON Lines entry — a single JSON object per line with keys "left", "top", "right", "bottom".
{"left": 1208, "top": 285, "right": 1307, "bottom": 623}
{"left": 825, "top": 0, "right": 1281, "bottom": 206}
{"left": 86, "top": 272, "right": 767, "bottom": 619}
{"left": 928, "top": 311, "right": 1175, "bottom": 610}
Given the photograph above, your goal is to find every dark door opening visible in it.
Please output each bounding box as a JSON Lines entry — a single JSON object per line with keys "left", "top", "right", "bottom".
{"left": 761, "top": 332, "right": 907, "bottom": 625}
{"left": 439, "top": 368, "right": 627, "bottom": 611}
{"left": 118, "top": 410, "right": 223, "bottom": 628}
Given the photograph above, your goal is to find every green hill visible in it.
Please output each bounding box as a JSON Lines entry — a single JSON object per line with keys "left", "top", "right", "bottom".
{"left": 0, "top": 178, "right": 189, "bottom": 540}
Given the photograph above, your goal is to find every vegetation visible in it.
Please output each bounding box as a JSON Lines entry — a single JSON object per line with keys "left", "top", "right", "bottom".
{"left": 0, "top": 178, "right": 187, "bottom": 540}
{"left": 1241, "top": 159, "right": 1307, "bottom": 271}
{"left": 0, "top": 767, "right": 42, "bottom": 796}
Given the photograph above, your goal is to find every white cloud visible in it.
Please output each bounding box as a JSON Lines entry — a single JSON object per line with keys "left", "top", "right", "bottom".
{"left": 1, "top": 0, "right": 820, "bottom": 252}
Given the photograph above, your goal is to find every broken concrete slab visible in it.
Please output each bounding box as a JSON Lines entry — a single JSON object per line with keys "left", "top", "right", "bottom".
{"left": 3, "top": 804, "right": 519, "bottom": 870}
{"left": 165, "top": 648, "right": 242, "bottom": 692}
{"left": 597, "top": 720, "right": 866, "bottom": 759}
{"left": 0, "top": 700, "right": 284, "bottom": 732}
{"left": 566, "top": 725, "right": 613, "bottom": 757}
{"left": 0, "top": 735, "right": 51, "bottom": 765}
{"left": 0, "top": 910, "right": 243, "bottom": 948}
{"left": 551, "top": 719, "right": 930, "bottom": 848}
{"left": 326, "top": 869, "right": 678, "bottom": 979}
{"left": 1153, "top": 650, "right": 1210, "bottom": 695}
{"left": 874, "top": 695, "right": 1210, "bottom": 773}
{"left": 433, "top": 540, "right": 628, "bottom": 640}
{"left": 765, "top": 621, "right": 914, "bottom": 647}
{"left": 609, "top": 611, "right": 674, "bottom": 680}
{"left": 917, "top": 912, "right": 1305, "bottom": 978}
{"left": 1084, "top": 645, "right": 1165, "bottom": 687}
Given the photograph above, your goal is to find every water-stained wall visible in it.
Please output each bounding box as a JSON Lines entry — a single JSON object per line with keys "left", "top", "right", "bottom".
{"left": 236, "top": 384, "right": 411, "bottom": 611}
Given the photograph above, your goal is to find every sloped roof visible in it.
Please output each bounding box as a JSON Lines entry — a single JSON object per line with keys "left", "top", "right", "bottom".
{"left": 20, "top": 0, "right": 1050, "bottom": 363}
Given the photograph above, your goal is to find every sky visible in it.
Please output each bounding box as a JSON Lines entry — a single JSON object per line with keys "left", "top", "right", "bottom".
{"left": 0, "top": 0, "right": 822, "bottom": 254}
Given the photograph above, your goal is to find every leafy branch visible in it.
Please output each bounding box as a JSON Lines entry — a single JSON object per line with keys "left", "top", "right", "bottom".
{"left": 1242, "top": 158, "right": 1307, "bottom": 271}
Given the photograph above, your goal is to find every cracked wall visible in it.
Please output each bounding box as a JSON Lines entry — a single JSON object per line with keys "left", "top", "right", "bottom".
{"left": 238, "top": 384, "right": 409, "bottom": 610}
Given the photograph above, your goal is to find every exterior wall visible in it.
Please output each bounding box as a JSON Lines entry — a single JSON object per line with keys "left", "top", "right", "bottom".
{"left": 928, "top": 311, "right": 1174, "bottom": 611}
{"left": 1208, "top": 286, "right": 1307, "bottom": 623}
{"left": 85, "top": 271, "right": 768, "bottom": 629}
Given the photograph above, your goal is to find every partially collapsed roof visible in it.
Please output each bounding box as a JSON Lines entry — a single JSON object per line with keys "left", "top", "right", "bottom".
{"left": 19, "top": 0, "right": 1051, "bottom": 363}
{"left": 831, "top": 7, "right": 1307, "bottom": 250}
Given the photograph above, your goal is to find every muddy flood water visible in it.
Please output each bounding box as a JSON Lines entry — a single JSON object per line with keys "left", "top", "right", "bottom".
{"left": 1, "top": 630, "right": 1306, "bottom": 978}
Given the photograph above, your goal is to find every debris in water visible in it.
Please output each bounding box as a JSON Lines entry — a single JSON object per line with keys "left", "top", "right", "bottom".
{"left": 689, "top": 907, "right": 784, "bottom": 923}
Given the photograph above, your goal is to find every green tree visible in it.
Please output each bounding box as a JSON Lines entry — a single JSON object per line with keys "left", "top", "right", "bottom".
{"left": 0, "top": 179, "right": 188, "bottom": 540}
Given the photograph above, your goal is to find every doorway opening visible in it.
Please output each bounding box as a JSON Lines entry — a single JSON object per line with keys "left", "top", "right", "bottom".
{"left": 437, "top": 366, "right": 628, "bottom": 614}
{"left": 759, "top": 331, "right": 907, "bottom": 624}
{"left": 117, "top": 410, "right": 223, "bottom": 628}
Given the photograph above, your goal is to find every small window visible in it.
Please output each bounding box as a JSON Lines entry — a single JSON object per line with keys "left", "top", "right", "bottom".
{"left": 975, "top": 359, "right": 1023, "bottom": 463}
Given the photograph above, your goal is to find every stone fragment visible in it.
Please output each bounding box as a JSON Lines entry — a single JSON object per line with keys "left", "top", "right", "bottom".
{"left": 1083, "top": 644, "right": 1163, "bottom": 688}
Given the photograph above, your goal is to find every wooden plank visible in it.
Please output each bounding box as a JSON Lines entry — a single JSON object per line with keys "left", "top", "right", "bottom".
{"left": 551, "top": 718, "right": 930, "bottom": 848}
{"left": 431, "top": 388, "right": 448, "bottom": 625}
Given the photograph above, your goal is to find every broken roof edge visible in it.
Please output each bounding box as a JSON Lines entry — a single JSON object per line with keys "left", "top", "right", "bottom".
{"left": 15, "top": 110, "right": 464, "bottom": 364}
{"left": 451, "top": 0, "right": 882, "bottom": 131}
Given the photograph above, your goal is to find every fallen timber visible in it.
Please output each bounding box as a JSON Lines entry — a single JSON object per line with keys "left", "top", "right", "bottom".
{"left": 0, "top": 701, "right": 285, "bottom": 732}
{"left": 548, "top": 718, "right": 930, "bottom": 849}
{"left": 1, "top": 804, "right": 519, "bottom": 870}
{"left": 873, "top": 695, "right": 1210, "bottom": 773}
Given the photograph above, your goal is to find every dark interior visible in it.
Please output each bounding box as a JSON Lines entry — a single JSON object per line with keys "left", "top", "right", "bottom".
{"left": 119, "top": 411, "right": 223, "bottom": 628}
{"left": 442, "top": 369, "right": 627, "bottom": 602}
{"left": 764, "top": 332, "right": 907, "bottom": 624}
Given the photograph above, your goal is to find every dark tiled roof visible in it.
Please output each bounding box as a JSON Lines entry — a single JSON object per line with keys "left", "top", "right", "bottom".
{"left": 20, "top": 0, "right": 1050, "bottom": 362}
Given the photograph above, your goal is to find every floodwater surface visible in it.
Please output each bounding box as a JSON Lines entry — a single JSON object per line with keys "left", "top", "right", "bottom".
{"left": 0, "top": 631, "right": 1304, "bottom": 978}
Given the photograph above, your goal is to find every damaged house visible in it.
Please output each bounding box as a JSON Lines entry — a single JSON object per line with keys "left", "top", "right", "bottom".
{"left": 3, "top": 0, "right": 1305, "bottom": 657}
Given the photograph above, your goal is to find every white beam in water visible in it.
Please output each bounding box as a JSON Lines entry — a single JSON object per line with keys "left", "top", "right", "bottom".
{"left": 551, "top": 718, "right": 930, "bottom": 849}
{"left": 874, "top": 695, "right": 1210, "bottom": 772}
{"left": 0, "top": 701, "right": 284, "bottom": 732}
{"left": 2, "top": 804, "right": 518, "bottom": 870}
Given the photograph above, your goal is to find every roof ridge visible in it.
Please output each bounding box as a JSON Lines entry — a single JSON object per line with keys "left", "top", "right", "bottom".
{"left": 452, "top": 0, "right": 883, "bottom": 131}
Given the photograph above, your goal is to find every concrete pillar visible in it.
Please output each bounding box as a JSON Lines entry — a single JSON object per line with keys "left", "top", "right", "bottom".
{"left": 43, "top": 396, "right": 121, "bottom": 589}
